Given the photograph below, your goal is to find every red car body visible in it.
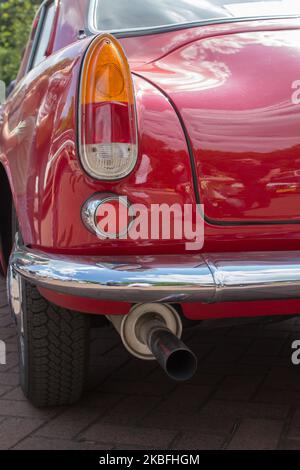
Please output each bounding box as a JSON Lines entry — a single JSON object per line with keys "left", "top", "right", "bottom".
{"left": 1, "top": 0, "right": 300, "bottom": 321}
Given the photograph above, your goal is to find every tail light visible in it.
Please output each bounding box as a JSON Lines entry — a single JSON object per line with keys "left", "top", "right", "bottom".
{"left": 79, "top": 34, "right": 138, "bottom": 180}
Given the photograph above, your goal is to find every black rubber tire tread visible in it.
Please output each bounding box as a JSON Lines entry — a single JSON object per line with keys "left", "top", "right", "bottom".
{"left": 21, "top": 281, "right": 90, "bottom": 408}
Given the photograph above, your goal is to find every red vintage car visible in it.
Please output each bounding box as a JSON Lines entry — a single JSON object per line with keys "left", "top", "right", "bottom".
{"left": 1, "top": 0, "right": 300, "bottom": 407}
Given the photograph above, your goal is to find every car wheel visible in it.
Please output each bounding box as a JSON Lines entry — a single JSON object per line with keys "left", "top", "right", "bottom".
{"left": 7, "top": 209, "right": 90, "bottom": 408}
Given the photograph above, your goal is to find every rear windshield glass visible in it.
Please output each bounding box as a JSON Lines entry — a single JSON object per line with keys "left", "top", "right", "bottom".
{"left": 91, "top": 0, "right": 300, "bottom": 32}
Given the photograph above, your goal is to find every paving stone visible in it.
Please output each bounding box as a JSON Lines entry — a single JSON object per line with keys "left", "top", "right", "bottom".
{"left": 0, "top": 399, "right": 56, "bottom": 419}
{"left": 0, "top": 372, "right": 19, "bottom": 386}
{"left": 253, "top": 388, "right": 300, "bottom": 405}
{"left": 155, "top": 385, "right": 214, "bottom": 413}
{"left": 142, "top": 411, "right": 236, "bottom": 436}
{"left": 99, "top": 379, "right": 175, "bottom": 397}
{"left": 280, "top": 439, "right": 300, "bottom": 450}
{"left": 36, "top": 396, "right": 122, "bottom": 439}
{"left": 80, "top": 423, "right": 177, "bottom": 448}
{"left": 247, "top": 338, "right": 286, "bottom": 356}
{"left": 172, "top": 432, "right": 224, "bottom": 450}
{"left": 200, "top": 399, "right": 290, "bottom": 420}
{"left": 0, "top": 417, "right": 46, "bottom": 449}
{"left": 101, "top": 395, "right": 162, "bottom": 426}
{"left": 1, "top": 386, "right": 27, "bottom": 401}
{"left": 213, "top": 375, "right": 264, "bottom": 401}
{"left": 0, "top": 385, "right": 13, "bottom": 397}
{"left": 227, "top": 418, "right": 283, "bottom": 450}
{"left": 14, "top": 436, "right": 113, "bottom": 450}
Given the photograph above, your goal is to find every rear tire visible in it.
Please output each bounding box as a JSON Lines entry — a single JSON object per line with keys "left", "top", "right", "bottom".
{"left": 18, "top": 280, "right": 90, "bottom": 407}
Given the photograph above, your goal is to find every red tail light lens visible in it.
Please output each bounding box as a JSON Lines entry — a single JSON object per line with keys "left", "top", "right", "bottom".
{"left": 79, "top": 34, "right": 138, "bottom": 180}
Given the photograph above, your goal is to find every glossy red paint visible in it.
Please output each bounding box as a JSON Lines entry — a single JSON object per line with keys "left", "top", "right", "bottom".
{"left": 1, "top": 1, "right": 300, "bottom": 319}
{"left": 182, "top": 299, "right": 300, "bottom": 320}
{"left": 38, "top": 287, "right": 132, "bottom": 315}
{"left": 134, "top": 26, "right": 300, "bottom": 224}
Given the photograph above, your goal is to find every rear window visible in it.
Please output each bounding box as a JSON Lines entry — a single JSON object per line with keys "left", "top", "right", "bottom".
{"left": 90, "top": 0, "right": 300, "bottom": 32}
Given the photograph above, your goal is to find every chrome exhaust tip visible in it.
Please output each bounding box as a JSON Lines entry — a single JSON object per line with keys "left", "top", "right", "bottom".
{"left": 107, "top": 303, "right": 198, "bottom": 381}
{"left": 147, "top": 328, "right": 198, "bottom": 381}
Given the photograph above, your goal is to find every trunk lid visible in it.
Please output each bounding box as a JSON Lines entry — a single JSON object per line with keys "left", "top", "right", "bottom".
{"left": 135, "top": 27, "right": 300, "bottom": 224}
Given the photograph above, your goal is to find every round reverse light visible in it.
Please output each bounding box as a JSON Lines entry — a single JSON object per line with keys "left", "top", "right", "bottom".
{"left": 81, "top": 193, "right": 133, "bottom": 239}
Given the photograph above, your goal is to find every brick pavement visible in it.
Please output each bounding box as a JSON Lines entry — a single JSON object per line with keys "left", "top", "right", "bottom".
{"left": 1, "top": 275, "right": 300, "bottom": 450}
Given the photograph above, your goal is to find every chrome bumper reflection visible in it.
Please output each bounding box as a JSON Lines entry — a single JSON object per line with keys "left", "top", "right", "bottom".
{"left": 10, "top": 240, "right": 300, "bottom": 303}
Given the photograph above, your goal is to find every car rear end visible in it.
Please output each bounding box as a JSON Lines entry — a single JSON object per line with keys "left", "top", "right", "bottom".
{"left": 7, "top": 0, "right": 300, "bottom": 406}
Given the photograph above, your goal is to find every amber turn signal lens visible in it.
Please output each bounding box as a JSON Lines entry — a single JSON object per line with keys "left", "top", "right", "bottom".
{"left": 81, "top": 36, "right": 134, "bottom": 105}
{"left": 96, "top": 63, "right": 125, "bottom": 99}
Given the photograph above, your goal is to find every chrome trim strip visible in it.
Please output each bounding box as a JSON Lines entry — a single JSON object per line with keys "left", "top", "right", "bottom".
{"left": 10, "top": 237, "right": 300, "bottom": 303}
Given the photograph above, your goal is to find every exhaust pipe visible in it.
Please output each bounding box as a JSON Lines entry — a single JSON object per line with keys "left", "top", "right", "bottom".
{"left": 107, "top": 303, "right": 197, "bottom": 381}
{"left": 139, "top": 318, "right": 197, "bottom": 381}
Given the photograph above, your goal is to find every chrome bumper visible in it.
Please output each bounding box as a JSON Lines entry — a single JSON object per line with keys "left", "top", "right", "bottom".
{"left": 10, "top": 240, "right": 300, "bottom": 303}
